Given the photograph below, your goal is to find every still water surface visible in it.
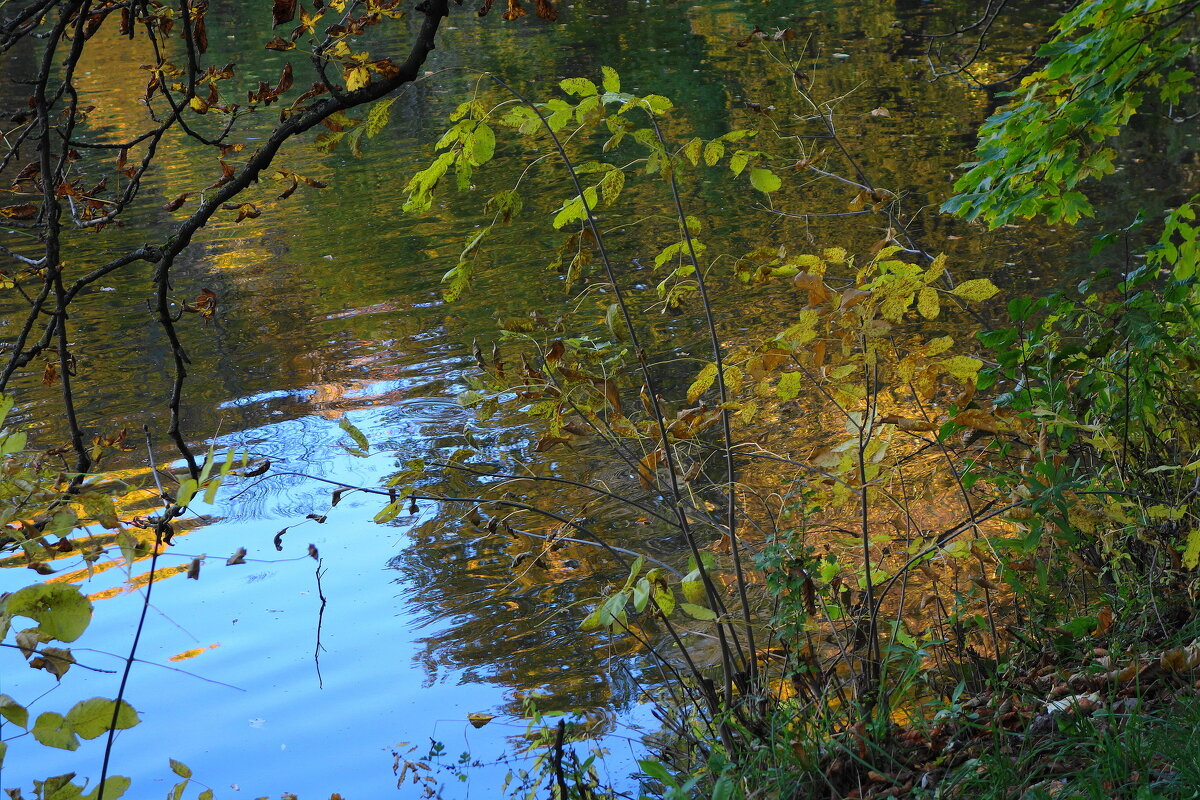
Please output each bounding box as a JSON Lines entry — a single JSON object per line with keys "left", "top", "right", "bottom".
{"left": 1, "top": 1, "right": 1192, "bottom": 797}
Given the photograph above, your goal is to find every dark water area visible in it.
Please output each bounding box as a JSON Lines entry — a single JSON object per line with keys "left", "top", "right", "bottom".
{"left": 1, "top": 1, "right": 1196, "bottom": 797}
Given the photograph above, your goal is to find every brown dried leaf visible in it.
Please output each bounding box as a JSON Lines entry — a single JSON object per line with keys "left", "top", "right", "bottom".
{"left": 272, "top": 0, "right": 297, "bottom": 27}
{"left": 163, "top": 192, "right": 192, "bottom": 212}
{"left": 0, "top": 203, "right": 38, "bottom": 220}
{"left": 265, "top": 34, "right": 295, "bottom": 50}
{"left": 953, "top": 408, "right": 1009, "bottom": 433}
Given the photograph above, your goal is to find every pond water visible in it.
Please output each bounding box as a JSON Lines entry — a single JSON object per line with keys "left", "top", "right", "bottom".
{"left": 1, "top": 1, "right": 1194, "bottom": 798}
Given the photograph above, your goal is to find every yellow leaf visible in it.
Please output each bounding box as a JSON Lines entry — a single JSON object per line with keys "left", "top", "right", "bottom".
{"left": 1184, "top": 527, "right": 1200, "bottom": 569}
{"left": 467, "top": 713, "right": 495, "bottom": 729}
{"left": 828, "top": 364, "right": 856, "bottom": 381}
{"left": 722, "top": 365, "right": 744, "bottom": 394}
{"left": 951, "top": 278, "right": 999, "bottom": 303}
{"left": 916, "top": 287, "right": 939, "bottom": 320}
{"left": 786, "top": 253, "right": 826, "bottom": 276}
{"left": 777, "top": 372, "right": 804, "bottom": 401}
{"left": 921, "top": 336, "right": 954, "bottom": 357}
{"left": 740, "top": 401, "right": 758, "bottom": 423}
{"left": 941, "top": 355, "right": 982, "bottom": 384}
{"left": 923, "top": 253, "right": 947, "bottom": 284}
{"left": 822, "top": 246, "right": 848, "bottom": 265}
{"left": 686, "top": 363, "right": 718, "bottom": 404}
{"left": 344, "top": 65, "right": 370, "bottom": 92}
{"left": 879, "top": 292, "right": 912, "bottom": 322}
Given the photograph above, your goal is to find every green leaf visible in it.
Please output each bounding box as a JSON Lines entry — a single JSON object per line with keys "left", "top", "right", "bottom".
{"left": 170, "top": 759, "right": 193, "bottom": 779}
{"left": 560, "top": 77, "right": 597, "bottom": 97}
{"left": 1184, "top": 527, "right": 1200, "bottom": 570}
{"left": 651, "top": 583, "right": 675, "bottom": 616}
{"left": 82, "top": 777, "right": 131, "bottom": 800}
{"left": 3, "top": 584, "right": 92, "bottom": 643}
{"left": 703, "top": 140, "right": 724, "bottom": 166}
{"left": 365, "top": 96, "right": 397, "bottom": 138}
{"left": 203, "top": 474, "right": 222, "bottom": 505}
{"left": 632, "top": 578, "right": 650, "bottom": 613}
{"left": 749, "top": 167, "right": 781, "bottom": 194}
{"left": 31, "top": 712, "right": 79, "bottom": 751}
{"left": 176, "top": 477, "right": 198, "bottom": 507}
{"left": 65, "top": 698, "right": 139, "bottom": 740}
{"left": 600, "top": 66, "right": 620, "bottom": 93}
{"left": 338, "top": 418, "right": 370, "bottom": 452}
{"left": 641, "top": 94, "right": 673, "bottom": 115}
{"left": 681, "top": 602, "right": 717, "bottom": 621}
{"left": 777, "top": 372, "right": 804, "bottom": 401}
{"left": 374, "top": 500, "right": 402, "bottom": 524}
{"left": 469, "top": 122, "right": 496, "bottom": 166}
{"left": 0, "top": 694, "right": 28, "bottom": 728}
{"left": 639, "top": 759, "right": 673, "bottom": 786}
{"left": 712, "top": 774, "right": 735, "bottom": 800}
{"left": 729, "top": 150, "right": 749, "bottom": 177}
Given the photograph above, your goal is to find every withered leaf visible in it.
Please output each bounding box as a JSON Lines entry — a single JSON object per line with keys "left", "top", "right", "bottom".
{"left": 30, "top": 647, "right": 74, "bottom": 680}
{"left": 272, "top": 0, "right": 298, "bottom": 27}
{"left": 265, "top": 34, "right": 295, "bottom": 50}
{"left": 42, "top": 362, "right": 57, "bottom": 386}
{"left": 545, "top": 339, "right": 565, "bottom": 366}
{"left": 226, "top": 547, "right": 247, "bottom": 565}
{"left": 276, "top": 176, "right": 299, "bottom": 200}
{"left": 192, "top": 11, "right": 208, "bottom": 54}
{"left": 240, "top": 459, "right": 270, "bottom": 477}
{"left": 232, "top": 203, "right": 260, "bottom": 222}
{"left": 163, "top": 192, "right": 192, "bottom": 212}
{"left": 734, "top": 26, "right": 766, "bottom": 47}
{"left": 637, "top": 449, "right": 664, "bottom": 489}
{"left": 0, "top": 203, "right": 38, "bottom": 220}
{"left": 187, "top": 558, "right": 202, "bottom": 580}
{"left": 307, "top": 544, "right": 319, "bottom": 560}
{"left": 534, "top": 0, "right": 557, "bottom": 20}
{"left": 501, "top": 0, "right": 526, "bottom": 20}
{"left": 276, "top": 62, "right": 294, "bottom": 94}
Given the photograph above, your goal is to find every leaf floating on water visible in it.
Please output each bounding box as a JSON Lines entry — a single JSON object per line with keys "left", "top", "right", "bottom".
{"left": 307, "top": 544, "right": 319, "bottom": 560}
{"left": 168, "top": 643, "right": 219, "bottom": 663}
{"left": 467, "top": 712, "right": 495, "bottom": 729}
{"left": 226, "top": 547, "right": 247, "bottom": 566}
